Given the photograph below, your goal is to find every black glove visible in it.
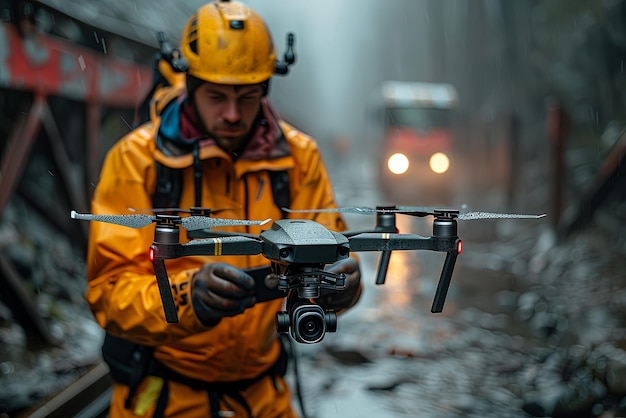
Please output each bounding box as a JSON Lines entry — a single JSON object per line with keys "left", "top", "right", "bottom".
{"left": 191, "top": 263, "right": 256, "bottom": 326}
{"left": 317, "top": 258, "right": 362, "bottom": 310}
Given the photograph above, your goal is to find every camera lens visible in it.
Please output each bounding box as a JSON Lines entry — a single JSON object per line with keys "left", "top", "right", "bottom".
{"left": 293, "top": 305, "right": 326, "bottom": 344}
{"left": 298, "top": 314, "right": 323, "bottom": 339}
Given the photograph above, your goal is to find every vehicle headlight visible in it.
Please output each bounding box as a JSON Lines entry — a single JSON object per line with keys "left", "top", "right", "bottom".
{"left": 387, "top": 153, "right": 410, "bottom": 175}
{"left": 429, "top": 152, "right": 449, "bottom": 174}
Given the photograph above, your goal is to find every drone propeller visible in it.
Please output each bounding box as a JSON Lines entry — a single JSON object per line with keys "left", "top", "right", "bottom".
{"left": 283, "top": 207, "right": 381, "bottom": 215}
{"left": 452, "top": 211, "right": 546, "bottom": 220}
{"left": 396, "top": 205, "right": 546, "bottom": 220}
{"left": 181, "top": 216, "right": 271, "bottom": 231}
{"left": 71, "top": 211, "right": 157, "bottom": 228}
{"left": 129, "top": 206, "right": 232, "bottom": 215}
{"left": 282, "top": 206, "right": 546, "bottom": 220}
{"left": 70, "top": 211, "right": 271, "bottom": 230}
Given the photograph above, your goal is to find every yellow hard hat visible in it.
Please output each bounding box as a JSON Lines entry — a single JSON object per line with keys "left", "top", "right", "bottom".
{"left": 181, "top": 0, "right": 276, "bottom": 85}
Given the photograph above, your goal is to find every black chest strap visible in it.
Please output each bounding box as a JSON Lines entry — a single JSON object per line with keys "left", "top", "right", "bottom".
{"left": 152, "top": 161, "right": 184, "bottom": 210}
{"left": 152, "top": 162, "right": 291, "bottom": 218}
{"left": 268, "top": 170, "right": 291, "bottom": 218}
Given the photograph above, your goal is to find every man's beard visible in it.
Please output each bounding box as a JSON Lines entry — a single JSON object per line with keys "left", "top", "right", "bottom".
{"left": 205, "top": 110, "right": 263, "bottom": 156}
{"left": 209, "top": 122, "right": 252, "bottom": 156}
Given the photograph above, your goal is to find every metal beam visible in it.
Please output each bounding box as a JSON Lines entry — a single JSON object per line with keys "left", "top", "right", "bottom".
{"left": 40, "top": 100, "right": 89, "bottom": 239}
{"left": 0, "top": 95, "right": 43, "bottom": 216}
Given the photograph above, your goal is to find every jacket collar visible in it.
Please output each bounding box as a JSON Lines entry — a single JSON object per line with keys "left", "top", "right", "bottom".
{"left": 156, "top": 91, "right": 290, "bottom": 164}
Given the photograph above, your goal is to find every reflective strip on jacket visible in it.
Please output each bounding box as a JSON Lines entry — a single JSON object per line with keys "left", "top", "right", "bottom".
{"left": 85, "top": 85, "right": 354, "bottom": 383}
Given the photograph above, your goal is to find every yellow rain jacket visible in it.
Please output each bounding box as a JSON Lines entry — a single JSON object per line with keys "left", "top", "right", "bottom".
{"left": 85, "top": 85, "right": 358, "bottom": 417}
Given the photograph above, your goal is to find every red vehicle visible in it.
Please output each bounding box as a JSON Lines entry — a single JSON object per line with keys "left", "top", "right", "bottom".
{"left": 372, "top": 81, "right": 460, "bottom": 205}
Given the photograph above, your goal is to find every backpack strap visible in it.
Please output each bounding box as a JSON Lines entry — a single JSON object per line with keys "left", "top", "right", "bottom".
{"left": 152, "top": 162, "right": 290, "bottom": 218}
{"left": 269, "top": 170, "right": 291, "bottom": 219}
{"left": 152, "top": 161, "right": 183, "bottom": 210}
{"left": 101, "top": 332, "right": 154, "bottom": 408}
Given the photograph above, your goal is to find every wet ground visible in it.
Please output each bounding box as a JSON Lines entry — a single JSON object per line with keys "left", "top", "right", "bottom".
{"left": 1, "top": 156, "right": 626, "bottom": 417}
{"left": 291, "top": 159, "right": 626, "bottom": 418}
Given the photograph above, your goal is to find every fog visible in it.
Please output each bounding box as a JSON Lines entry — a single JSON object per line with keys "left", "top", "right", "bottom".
{"left": 38, "top": 0, "right": 626, "bottom": 192}
{"left": 246, "top": 0, "right": 436, "bottom": 155}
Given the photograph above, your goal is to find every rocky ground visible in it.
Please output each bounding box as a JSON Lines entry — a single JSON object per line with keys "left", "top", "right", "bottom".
{"left": 292, "top": 161, "right": 626, "bottom": 418}
{"left": 0, "top": 200, "right": 103, "bottom": 415}
{"left": 293, "top": 216, "right": 626, "bottom": 417}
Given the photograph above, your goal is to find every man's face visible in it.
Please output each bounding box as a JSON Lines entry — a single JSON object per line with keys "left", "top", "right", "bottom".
{"left": 193, "top": 82, "right": 264, "bottom": 153}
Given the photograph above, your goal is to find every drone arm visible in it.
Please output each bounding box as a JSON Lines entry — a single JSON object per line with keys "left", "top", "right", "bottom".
{"left": 431, "top": 238, "right": 461, "bottom": 313}
{"left": 176, "top": 236, "right": 263, "bottom": 258}
{"left": 349, "top": 233, "right": 439, "bottom": 286}
{"left": 347, "top": 232, "right": 437, "bottom": 252}
{"left": 348, "top": 232, "right": 461, "bottom": 311}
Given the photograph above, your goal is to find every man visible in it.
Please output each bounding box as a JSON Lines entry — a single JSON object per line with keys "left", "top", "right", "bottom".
{"left": 85, "top": 1, "right": 362, "bottom": 417}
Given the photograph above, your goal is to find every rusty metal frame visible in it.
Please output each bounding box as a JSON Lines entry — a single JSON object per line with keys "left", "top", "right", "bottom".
{"left": 0, "top": 19, "right": 152, "bottom": 239}
{"left": 0, "top": 94, "right": 92, "bottom": 240}
{"left": 0, "top": 94, "right": 44, "bottom": 216}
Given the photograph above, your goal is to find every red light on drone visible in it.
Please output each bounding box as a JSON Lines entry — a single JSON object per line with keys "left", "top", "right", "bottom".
{"left": 149, "top": 247, "right": 155, "bottom": 262}
{"left": 457, "top": 240, "right": 463, "bottom": 254}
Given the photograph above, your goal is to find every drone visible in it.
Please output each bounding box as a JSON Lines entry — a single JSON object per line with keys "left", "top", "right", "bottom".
{"left": 71, "top": 205, "right": 545, "bottom": 343}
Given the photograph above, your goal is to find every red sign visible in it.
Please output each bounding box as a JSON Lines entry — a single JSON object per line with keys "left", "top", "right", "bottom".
{"left": 0, "top": 22, "right": 152, "bottom": 108}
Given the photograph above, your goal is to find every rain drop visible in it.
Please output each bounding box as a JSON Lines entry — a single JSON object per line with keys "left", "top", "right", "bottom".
{"left": 120, "top": 116, "right": 131, "bottom": 130}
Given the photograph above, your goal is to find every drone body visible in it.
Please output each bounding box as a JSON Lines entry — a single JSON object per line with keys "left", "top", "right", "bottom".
{"left": 261, "top": 219, "right": 350, "bottom": 265}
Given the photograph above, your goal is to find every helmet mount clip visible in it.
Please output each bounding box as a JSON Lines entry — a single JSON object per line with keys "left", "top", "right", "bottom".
{"left": 275, "top": 33, "right": 296, "bottom": 75}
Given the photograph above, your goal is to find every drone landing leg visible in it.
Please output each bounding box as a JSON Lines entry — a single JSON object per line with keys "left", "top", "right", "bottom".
{"left": 152, "top": 259, "right": 179, "bottom": 323}
{"left": 375, "top": 250, "right": 392, "bottom": 285}
{"left": 431, "top": 240, "right": 460, "bottom": 313}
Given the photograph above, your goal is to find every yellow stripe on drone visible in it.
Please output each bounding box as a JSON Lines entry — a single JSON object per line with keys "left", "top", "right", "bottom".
{"left": 213, "top": 238, "right": 222, "bottom": 255}
{"left": 382, "top": 233, "right": 390, "bottom": 240}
